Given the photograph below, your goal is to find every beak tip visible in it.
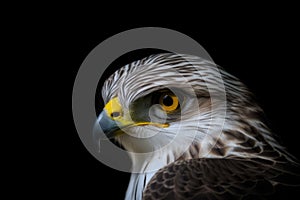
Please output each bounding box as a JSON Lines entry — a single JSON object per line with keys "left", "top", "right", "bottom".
{"left": 97, "top": 111, "right": 120, "bottom": 138}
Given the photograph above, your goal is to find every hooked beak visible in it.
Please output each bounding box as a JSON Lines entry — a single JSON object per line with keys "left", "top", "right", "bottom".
{"left": 98, "top": 110, "right": 123, "bottom": 138}
{"left": 98, "top": 97, "right": 169, "bottom": 139}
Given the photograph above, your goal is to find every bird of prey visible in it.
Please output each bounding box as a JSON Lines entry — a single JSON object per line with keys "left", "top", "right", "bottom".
{"left": 96, "top": 53, "right": 300, "bottom": 200}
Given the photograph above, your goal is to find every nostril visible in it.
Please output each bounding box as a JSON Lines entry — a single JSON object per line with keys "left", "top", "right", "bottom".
{"left": 111, "top": 112, "right": 121, "bottom": 118}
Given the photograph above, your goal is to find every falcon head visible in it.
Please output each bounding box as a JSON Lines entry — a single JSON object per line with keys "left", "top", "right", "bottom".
{"left": 95, "top": 53, "right": 298, "bottom": 200}
{"left": 97, "top": 53, "right": 286, "bottom": 168}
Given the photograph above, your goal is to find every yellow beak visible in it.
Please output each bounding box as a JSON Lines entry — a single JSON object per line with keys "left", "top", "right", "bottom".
{"left": 98, "top": 97, "right": 169, "bottom": 138}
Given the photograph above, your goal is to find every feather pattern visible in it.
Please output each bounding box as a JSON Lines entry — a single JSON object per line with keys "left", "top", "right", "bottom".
{"left": 100, "top": 53, "right": 300, "bottom": 200}
{"left": 143, "top": 158, "right": 300, "bottom": 200}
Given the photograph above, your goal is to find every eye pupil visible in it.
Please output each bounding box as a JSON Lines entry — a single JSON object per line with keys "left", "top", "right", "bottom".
{"left": 162, "top": 95, "right": 173, "bottom": 106}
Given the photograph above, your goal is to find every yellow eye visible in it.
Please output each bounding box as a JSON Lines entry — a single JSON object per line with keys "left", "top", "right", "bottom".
{"left": 159, "top": 94, "right": 179, "bottom": 112}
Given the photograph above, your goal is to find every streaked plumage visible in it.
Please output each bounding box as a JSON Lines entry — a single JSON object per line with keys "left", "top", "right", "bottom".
{"left": 98, "top": 53, "right": 300, "bottom": 200}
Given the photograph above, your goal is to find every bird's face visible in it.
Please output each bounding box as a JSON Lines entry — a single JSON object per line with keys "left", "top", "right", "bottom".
{"left": 95, "top": 53, "right": 285, "bottom": 175}
{"left": 97, "top": 54, "right": 221, "bottom": 154}
{"left": 99, "top": 89, "right": 180, "bottom": 137}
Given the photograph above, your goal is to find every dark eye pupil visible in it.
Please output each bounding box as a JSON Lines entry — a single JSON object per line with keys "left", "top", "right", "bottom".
{"left": 163, "top": 95, "right": 173, "bottom": 106}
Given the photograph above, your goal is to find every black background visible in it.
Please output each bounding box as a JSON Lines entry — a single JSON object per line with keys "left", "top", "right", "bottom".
{"left": 20, "top": 8, "right": 300, "bottom": 199}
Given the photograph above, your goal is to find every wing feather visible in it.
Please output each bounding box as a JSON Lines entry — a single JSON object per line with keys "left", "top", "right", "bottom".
{"left": 143, "top": 158, "right": 300, "bottom": 200}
